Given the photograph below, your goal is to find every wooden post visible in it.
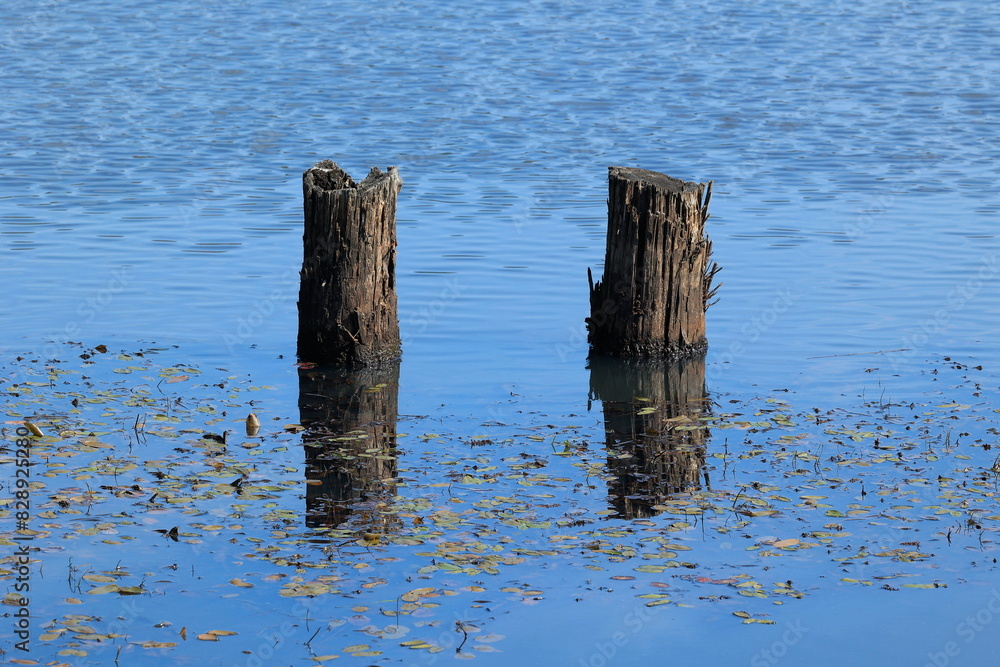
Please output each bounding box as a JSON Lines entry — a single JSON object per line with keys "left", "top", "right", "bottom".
{"left": 588, "top": 167, "right": 719, "bottom": 359}
{"left": 589, "top": 355, "right": 710, "bottom": 519}
{"left": 298, "top": 160, "right": 402, "bottom": 367}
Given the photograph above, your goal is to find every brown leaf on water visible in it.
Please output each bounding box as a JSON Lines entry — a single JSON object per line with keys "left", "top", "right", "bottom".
{"left": 772, "top": 539, "right": 800, "bottom": 548}
{"left": 165, "top": 375, "right": 190, "bottom": 384}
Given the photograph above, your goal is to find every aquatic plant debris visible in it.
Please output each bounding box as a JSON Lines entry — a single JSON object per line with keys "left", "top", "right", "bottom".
{"left": 1, "top": 343, "right": 999, "bottom": 662}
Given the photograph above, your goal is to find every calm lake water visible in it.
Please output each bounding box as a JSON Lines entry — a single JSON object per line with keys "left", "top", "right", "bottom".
{"left": 2, "top": 1, "right": 1000, "bottom": 665}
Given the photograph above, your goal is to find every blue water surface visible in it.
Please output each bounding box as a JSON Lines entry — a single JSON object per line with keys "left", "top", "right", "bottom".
{"left": 2, "top": 1, "right": 1000, "bottom": 665}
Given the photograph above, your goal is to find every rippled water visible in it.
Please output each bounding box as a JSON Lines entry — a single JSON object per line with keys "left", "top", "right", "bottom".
{"left": 2, "top": 0, "right": 1000, "bottom": 664}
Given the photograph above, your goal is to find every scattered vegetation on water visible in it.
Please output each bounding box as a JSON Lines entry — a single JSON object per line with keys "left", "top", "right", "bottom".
{"left": 1, "top": 343, "right": 998, "bottom": 662}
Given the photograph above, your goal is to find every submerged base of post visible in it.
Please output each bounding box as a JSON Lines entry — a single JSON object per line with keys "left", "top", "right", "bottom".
{"left": 298, "top": 160, "right": 402, "bottom": 368}
{"left": 587, "top": 166, "right": 719, "bottom": 360}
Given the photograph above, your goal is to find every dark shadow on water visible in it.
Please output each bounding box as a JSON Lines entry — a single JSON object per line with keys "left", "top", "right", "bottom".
{"left": 588, "top": 354, "right": 711, "bottom": 519}
{"left": 297, "top": 362, "right": 401, "bottom": 531}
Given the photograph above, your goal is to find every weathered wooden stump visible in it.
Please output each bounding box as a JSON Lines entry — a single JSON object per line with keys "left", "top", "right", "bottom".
{"left": 588, "top": 167, "right": 719, "bottom": 359}
{"left": 589, "top": 355, "right": 710, "bottom": 519}
{"left": 298, "top": 160, "right": 402, "bottom": 367}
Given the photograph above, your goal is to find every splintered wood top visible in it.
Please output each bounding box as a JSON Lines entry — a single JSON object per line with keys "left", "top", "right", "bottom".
{"left": 608, "top": 166, "right": 701, "bottom": 193}
{"left": 304, "top": 162, "right": 401, "bottom": 193}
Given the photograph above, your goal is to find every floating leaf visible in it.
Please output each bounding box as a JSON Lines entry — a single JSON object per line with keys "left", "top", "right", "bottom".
{"left": 772, "top": 539, "right": 800, "bottom": 548}
{"left": 343, "top": 644, "right": 370, "bottom": 653}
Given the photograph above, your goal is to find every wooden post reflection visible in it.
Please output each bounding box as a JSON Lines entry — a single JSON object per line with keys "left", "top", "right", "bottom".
{"left": 588, "top": 355, "right": 711, "bottom": 519}
{"left": 298, "top": 362, "right": 401, "bottom": 530}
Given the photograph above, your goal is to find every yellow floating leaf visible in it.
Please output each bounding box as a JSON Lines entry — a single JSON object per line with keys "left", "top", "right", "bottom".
{"left": 86, "top": 584, "right": 120, "bottom": 595}
{"left": 230, "top": 578, "right": 254, "bottom": 588}
{"left": 197, "top": 634, "right": 219, "bottom": 641}
{"left": 772, "top": 539, "right": 799, "bottom": 548}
